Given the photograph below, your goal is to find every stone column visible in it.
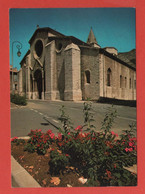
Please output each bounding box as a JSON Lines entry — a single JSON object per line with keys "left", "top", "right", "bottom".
{"left": 41, "top": 69, "right": 44, "bottom": 100}
{"left": 27, "top": 67, "right": 31, "bottom": 99}
{"left": 32, "top": 77, "right": 35, "bottom": 99}
{"left": 64, "top": 43, "right": 82, "bottom": 101}
{"left": 18, "top": 68, "right": 22, "bottom": 95}
{"left": 26, "top": 55, "right": 31, "bottom": 99}
{"left": 44, "top": 41, "right": 58, "bottom": 100}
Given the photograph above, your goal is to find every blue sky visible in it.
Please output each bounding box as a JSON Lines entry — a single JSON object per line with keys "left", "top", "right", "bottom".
{"left": 9, "top": 8, "right": 135, "bottom": 70}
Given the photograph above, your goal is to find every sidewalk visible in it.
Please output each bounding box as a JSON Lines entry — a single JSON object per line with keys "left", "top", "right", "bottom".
{"left": 11, "top": 156, "right": 41, "bottom": 188}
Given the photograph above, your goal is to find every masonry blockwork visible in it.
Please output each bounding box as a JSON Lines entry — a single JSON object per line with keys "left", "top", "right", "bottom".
{"left": 18, "top": 27, "right": 136, "bottom": 101}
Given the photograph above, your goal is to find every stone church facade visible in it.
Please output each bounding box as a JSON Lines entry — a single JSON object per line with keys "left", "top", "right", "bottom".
{"left": 18, "top": 27, "right": 136, "bottom": 101}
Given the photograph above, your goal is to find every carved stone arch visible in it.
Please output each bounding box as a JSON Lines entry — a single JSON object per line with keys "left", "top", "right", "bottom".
{"left": 33, "top": 61, "right": 42, "bottom": 76}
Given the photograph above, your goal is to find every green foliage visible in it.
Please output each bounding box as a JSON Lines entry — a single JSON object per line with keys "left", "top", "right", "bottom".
{"left": 13, "top": 102, "right": 137, "bottom": 186}
{"left": 101, "top": 105, "right": 117, "bottom": 135}
{"left": 24, "top": 142, "right": 35, "bottom": 153}
{"left": 83, "top": 102, "right": 96, "bottom": 132}
{"left": 55, "top": 102, "right": 137, "bottom": 186}
{"left": 24, "top": 129, "right": 51, "bottom": 155}
{"left": 49, "top": 150, "right": 70, "bottom": 175}
{"left": 10, "top": 93, "right": 27, "bottom": 106}
{"left": 58, "top": 105, "right": 73, "bottom": 134}
{"left": 11, "top": 137, "right": 25, "bottom": 145}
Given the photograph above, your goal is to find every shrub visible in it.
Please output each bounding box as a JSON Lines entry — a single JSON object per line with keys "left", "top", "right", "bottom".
{"left": 18, "top": 102, "right": 137, "bottom": 186}
{"left": 49, "top": 149, "right": 70, "bottom": 175}
{"left": 55, "top": 102, "right": 137, "bottom": 186}
{"left": 11, "top": 137, "right": 25, "bottom": 146}
{"left": 24, "top": 129, "right": 51, "bottom": 155}
{"left": 10, "top": 93, "right": 27, "bottom": 106}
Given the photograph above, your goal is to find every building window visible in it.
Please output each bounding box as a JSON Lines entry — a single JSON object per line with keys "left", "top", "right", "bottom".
{"left": 120, "top": 75, "right": 123, "bottom": 88}
{"left": 130, "top": 78, "right": 132, "bottom": 89}
{"left": 85, "top": 70, "right": 90, "bottom": 84}
{"left": 15, "top": 84, "right": 17, "bottom": 90}
{"left": 134, "top": 80, "right": 136, "bottom": 89}
{"left": 125, "top": 77, "right": 127, "bottom": 88}
{"left": 107, "top": 68, "right": 111, "bottom": 86}
{"left": 35, "top": 40, "right": 43, "bottom": 57}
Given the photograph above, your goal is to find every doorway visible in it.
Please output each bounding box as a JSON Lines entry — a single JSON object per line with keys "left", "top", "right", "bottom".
{"left": 34, "top": 69, "right": 42, "bottom": 99}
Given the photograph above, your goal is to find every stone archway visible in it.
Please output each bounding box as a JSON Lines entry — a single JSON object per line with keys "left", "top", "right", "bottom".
{"left": 34, "top": 69, "right": 42, "bottom": 99}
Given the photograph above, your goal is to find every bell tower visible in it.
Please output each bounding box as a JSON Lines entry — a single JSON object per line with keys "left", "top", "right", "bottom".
{"left": 87, "top": 27, "right": 101, "bottom": 48}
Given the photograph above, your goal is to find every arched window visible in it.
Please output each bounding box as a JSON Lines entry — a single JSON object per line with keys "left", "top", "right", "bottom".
{"left": 134, "top": 80, "right": 136, "bottom": 89}
{"left": 130, "top": 78, "right": 132, "bottom": 89}
{"left": 85, "top": 70, "right": 90, "bottom": 84}
{"left": 120, "top": 75, "right": 123, "bottom": 88}
{"left": 107, "top": 68, "right": 111, "bottom": 86}
{"left": 125, "top": 77, "right": 127, "bottom": 88}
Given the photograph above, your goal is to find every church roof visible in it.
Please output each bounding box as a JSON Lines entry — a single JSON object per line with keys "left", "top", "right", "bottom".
{"left": 48, "top": 35, "right": 89, "bottom": 46}
{"left": 20, "top": 50, "right": 30, "bottom": 65}
{"left": 99, "top": 48, "right": 136, "bottom": 71}
{"left": 87, "top": 28, "right": 98, "bottom": 44}
{"left": 29, "top": 27, "right": 65, "bottom": 44}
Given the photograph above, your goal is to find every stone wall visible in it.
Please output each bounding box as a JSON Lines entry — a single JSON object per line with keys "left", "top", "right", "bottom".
{"left": 81, "top": 47, "right": 100, "bottom": 100}
{"left": 64, "top": 43, "right": 82, "bottom": 101}
{"left": 20, "top": 29, "right": 136, "bottom": 102}
{"left": 18, "top": 68, "right": 22, "bottom": 95}
{"left": 99, "top": 55, "right": 136, "bottom": 100}
{"left": 22, "top": 64, "right": 26, "bottom": 94}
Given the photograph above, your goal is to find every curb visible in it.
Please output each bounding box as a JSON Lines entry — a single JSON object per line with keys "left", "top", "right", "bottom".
{"left": 11, "top": 137, "right": 137, "bottom": 187}
{"left": 11, "top": 156, "right": 41, "bottom": 188}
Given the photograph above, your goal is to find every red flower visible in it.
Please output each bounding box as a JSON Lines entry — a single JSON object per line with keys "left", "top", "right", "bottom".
{"left": 58, "top": 133, "right": 62, "bottom": 139}
{"left": 47, "top": 130, "right": 52, "bottom": 134}
{"left": 75, "top": 125, "right": 82, "bottom": 132}
{"left": 129, "top": 142, "right": 134, "bottom": 147}
{"left": 106, "top": 169, "right": 112, "bottom": 179}
{"left": 129, "top": 148, "right": 133, "bottom": 152}
{"left": 111, "top": 131, "right": 118, "bottom": 137}
{"left": 11, "top": 137, "right": 18, "bottom": 142}
{"left": 50, "top": 133, "right": 55, "bottom": 139}
{"left": 58, "top": 142, "right": 63, "bottom": 147}
{"left": 65, "top": 154, "right": 69, "bottom": 157}
{"left": 133, "top": 145, "right": 137, "bottom": 150}
{"left": 125, "top": 148, "right": 129, "bottom": 152}
{"left": 125, "top": 147, "right": 133, "bottom": 152}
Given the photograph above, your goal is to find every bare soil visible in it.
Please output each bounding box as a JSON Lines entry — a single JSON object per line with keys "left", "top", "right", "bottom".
{"left": 11, "top": 141, "right": 84, "bottom": 187}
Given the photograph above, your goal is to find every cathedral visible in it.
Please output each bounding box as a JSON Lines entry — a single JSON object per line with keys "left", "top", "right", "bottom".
{"left": 18, "top": 27, "right": 136, "bottom": 101}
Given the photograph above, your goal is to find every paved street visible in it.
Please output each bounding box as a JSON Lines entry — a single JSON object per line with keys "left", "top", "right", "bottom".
{"left": 11, "top": 100, "right": 137, "bottom": 137}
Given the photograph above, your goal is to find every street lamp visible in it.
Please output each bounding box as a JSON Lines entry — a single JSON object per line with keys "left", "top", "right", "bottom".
{"left": 11, "top": 41, "right": 22, "bottom": 94}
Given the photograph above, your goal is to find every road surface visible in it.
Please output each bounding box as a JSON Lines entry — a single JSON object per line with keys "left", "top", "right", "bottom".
{"left": 11, "top": 100, "right": 136, "bottom": 137}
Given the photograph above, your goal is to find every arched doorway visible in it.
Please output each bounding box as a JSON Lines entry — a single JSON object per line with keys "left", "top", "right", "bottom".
{"left": 34, "top": 69, "right": 42, "bottom": 99}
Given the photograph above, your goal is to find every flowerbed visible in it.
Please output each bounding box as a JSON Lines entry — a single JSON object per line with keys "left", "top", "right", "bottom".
{"left": 11, "top": 103, "right": 137, "bottom": 187}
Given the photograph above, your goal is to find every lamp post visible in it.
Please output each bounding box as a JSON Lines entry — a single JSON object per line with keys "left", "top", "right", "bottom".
{"left": 11, "top": 41, "right": 22, "bottom": 94}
